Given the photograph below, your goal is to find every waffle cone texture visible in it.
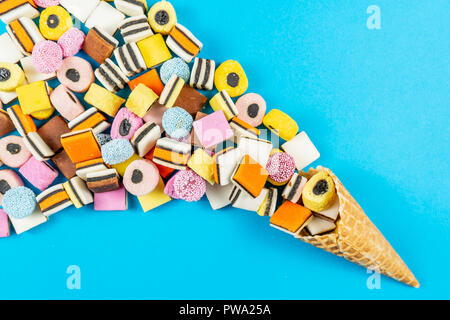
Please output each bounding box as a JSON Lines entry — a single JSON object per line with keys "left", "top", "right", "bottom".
{"left": 297, "top": 167, "right": 419, "bottom": 288}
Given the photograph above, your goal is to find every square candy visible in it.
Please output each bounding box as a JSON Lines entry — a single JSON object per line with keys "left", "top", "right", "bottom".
{"left": 85, "top": 1, "right": 125, "bottom": 36}
{"left": 94, "top": 186, "right": 128, "bottom": 211}
{"left": 0, "top": 33, "right": 23, "bottom": 63}
{"left": 238, "top": 136, "right": 273, "bottom": 168}
{"left": 281, "top": 132, "right": 320, "bottom": 170}
{"left": 188, "top": 148, "right": 215, "bottom": 185}
{"left": 37, "top": 116, "right": 70, "bottom": 153}
{"left": 60, "top": 0, "right": 100, "bottom": 23}
{"left": 138, "top": 177, "right": 171, "bottom": 212}
{"left": 52, "top": 150, "right": 77, "bottom": 180}
{"left": 205, "top": 183, "right": 234, "bottom": 210}
{"left": 232, "top": 154, "right": 269, "bottom": 198}
{"left": 84, "top": 84, "right": 125, "bottom": 117}
{"left": 19, "top": 156, "right": 59, "bottom": 191}
{"left": 193, "top": 110, "right": 233, "bottom": 149}
{"left": 16, "top": 81, "right": 52, "bottom": 115}
{"left": 61, "top": 129, "right": 102, "bottom": 164}
{"left": 128, "top": 69, "right": 164, "bottom": 96}
{"left": 8, "top": 206, "right": 47, "bottom": 235}
{"left": 0, "top": 209, "right": 10, "bottom": 238}
{"left": 270, "top": 201, "right": 313, "bottom": 236}
{"left": 137, "top": 34, "right": 172, "bottom": 69}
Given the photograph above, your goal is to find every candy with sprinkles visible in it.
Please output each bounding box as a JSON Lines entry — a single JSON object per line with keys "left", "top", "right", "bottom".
{"left": 20, "top": 56, "right": 56, "bottom": 83}
{"left": 50, "top": 84, "right": 85, "bottom": 121}
{"left": 263, "top": 109, "right": 299, "bottom": 142}
{"left": 282, "top": 173, "right": 307, "bottom": 204}
{"left": 147, "top": 0, "right": 176, "bottom": 35}
{"left": 34, "top": 0, "right": 61, "bottom": 8}
{"left": 115, "top": 0, "right": 147, "bottom": 17}
{"left": 237, "top": 136, "right": 272, "bottom": 168}
{"left": 152, "top": 137, "right": 191, "bottom": 170}
{"left": 61, "top": 129, "right": 102, "bottom": 164}
{"left": 57, "top": 28, "right": 85, "bottom": 57}
{"left": 229, "top": 117, "right": 260, "bottom": 142}
{"left": 6, "top": 104, "right": 36, "bottom": 137}
{"left": 2, "top": 186, "right": 37, "bottom": 219}
{"left": 62, "top": 176, "right": 93, "bottom": 209}
{"left": 36, "top": 183, "right": 72, "bottom": 216}
{"left": 128, "top": 69, "right": 164, "bottom": 96}
{"left": 266, "top": 151, "right": 296, "bottom": 186}
{"left": 94, "top": 58, "right": 129, "bottom": 93}
{"left": 190, "top": 58, "right": 215, "bottom": 90}
{"left": 37, "top": 115, "right": 70, "bottom": 153}
{"left": 101, "top": 139, "right": 134, "bottom": 165}
{"left": 123, "top": 159, "right": 159, "bottom": 196}
{"left": 23, "top": 132, "right": 55, "bottom": 161}
{"left": 0, "top": 135, "right": 31, "bottom": 167}
{"left": 0, "top": 33, "right": 24, "bottom": 63}
{"left": 205, "top": 183, "right": 233, "bottom": 210}
{"left": 131, "top": 122, "right": 161, "bottom": 157}
{"left": 270, "top": 201, "right": 313, "bottom": 236}
{"left": 214, "top": 60, "right": 248, "bottom": 98}
{"left": 86, "top": 168, "right": 120, "bottom": 193}
{"left": 7, "top": 17, "right": 44, "bottom": 55}
{"left": 0, "top": 209, "right": 10, "bottom": 237}
{"left": 137, "top": 33, "right": 172, "bottom": 69}
{"left": 75, "top": 157, "right": 108, "bottom": 181}
{"left": 16, "top": 80, "right": 52, "bottom": 114}
{"left": 85, "top": 1, "right": 125, "bottom": 36}
{"left": 57, "top": 56, "right": 94, "bottom": 93}
{"left": 126, "top": 83, "right": 158, "bottom": 118}
{"left": 118, "top": 15, "right": 153, "bottom": 44}
{"left": 257, "top": 187, "right": 278, "bottom": 217}
{"left": 187, "top": 148, "right": 215, "bottom": 185}
{"left": 281, "top": 131, "right": 320, "bottom": 170}
{"left": 111, "top": 107, "right": 143, "bottom": 141}
{"left": 229, "top": 186, "right": 267, "bottom": 212}
{"left": 59, "top": 0, "right": 99, "bottom": 23}
{"left": 0, "top": 0, "right": 39, "bottom": 24}
{"left": 160, "top": 58, "right": 190, "bottom": 85}
{"left": 0, "top": 169, "right": 23, "bottom": 205}
{"left": 166, "top": 24, "right": 202, "bottom": 63}
{"left": 158, "top": 74, "right": 184, "bottom": 109}
{"left": 114, "top": 42, "right": 147, "bottom": 77}
{"left": 213, "top": 147, "right": 242, "bottom": 186}
{"left": 170, "top": 170, "right": 206, "bottom": 202}
{"left": 231, "top": 154, "right": 269, "bottom": 198}
{"left": 84, "top": 83, "right": 125, "bottom": 117}
{"left": 0, "top": 109, "right": 15, "bottom": 138}
{"left": 39, "top": 5, "right": 72, "bottom": 41}
{"left": 162, "top": 107, "right": 193, "bottom": 140}
{"left": 94, "top": 185, "right": 128, "bottom": 211}
{"left": 209, "top": 90, "right": 238, "bottom": 121}
{"left": 305, "top": 216, "right": 337, "bottom": 236}
{"left": 235, "top": 93, "right": 266, "bottom": 127}
{"left": 52, "top": 150, "right": 76, "bottom": 179}
{"left": 0, "top": 62, "right": 25, "bottom": 92}
{"left": 301, "top": 171, "right": 336, "bottom": 213}
{"left": 192, "top": 110, "right": 233, "bottom": 150}
{"left": 83, "top": 27, "right": 118, "bottom": 64}
{"left": 96, "top": 133, "right": 112, "bottom": 146}
{"left": 31, "top": 40, "right": 63, "bottom": 74}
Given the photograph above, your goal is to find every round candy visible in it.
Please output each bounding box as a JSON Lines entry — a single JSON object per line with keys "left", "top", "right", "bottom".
{"left": 148, "top": 1, "right": 177, "bottom": 35}
{"left": 164, "top": 174, "right": 178, "bottom": 199}
{"left": 32, "top": 40, "right": 63, "bottom": 74}
{"left": 266, "top": 151, "right": 296, "bottom": 186}
{"left": 57, "top": 56, "right": 94, "bottom": 93}
{"left": 236, "top": 93, "right": 266, "bottom": 127}
{"left": 162, "top": 107, "right": 193, "bottom": 139}
{"left": 173, "top": 170, "right": 206, "bottom": 202}
{"left": 0, "top": 135, "right": 31, "bottom": 168}
{"left": 2, "top": 186, "right": 37, "bottom": 219}
{"left": 39, "top": 5, "right": 73, "bottom": 41}
{"left": 101, "top": 139, "right": 135, "bottom": 165}
{"left": 160, "top": 58, "right": 190, "bottom": 84}
{"left": 0, "top": 169, "right": 24, "bottom": 205}
{"left": 34, "top": 0, "right": 60, "bottom": 8}
{"left": 96, "top": 133, "right": 112, "bottom": 146}
{"left": 123, "top": 159, "right": 159, "bottom": 196}
{"left": 58, "top": 28, "right": 85, "bottom": 57}
{"left": 302, "top": 171, "right": 337, "bottom": 212}
{"left": 214, "top": 60, "right": 248, "bottom": 98}
{"left": 0, "top": 63, "right": 25, "bottom": 92}
{"left": 111, "top": 108, "right": 144, "bottom": 140}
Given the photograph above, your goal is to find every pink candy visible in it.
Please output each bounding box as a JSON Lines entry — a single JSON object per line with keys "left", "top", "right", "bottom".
{"left": 165, "top": 170, "right": 206, "bottom": 202}
{"left": 58, "top": 28, "right": 86, "bottom": 57}
{"left": 111, "top": 108, "right": 143, "bottom": 140}
{"left": 19, "top": 156, "right": 59, "bottom": 191}
{"left": 266, "top": 152, "right": 296, "bottom": 184}
{"left": 34, "top": 0, "right": 60, "bottom": 8}
{"left": 32, "top": 40, "right": 63, "bottom": 74}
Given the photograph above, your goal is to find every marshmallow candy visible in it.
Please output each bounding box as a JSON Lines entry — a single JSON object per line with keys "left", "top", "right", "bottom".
{"left": 205, "top": 183, "right": 234, "bottom": 210}
{"left": 57, "top": 56, "right": 94, "bottom": 93}
{"left": 94, "top": 186, "right": 128, "bottom": 211}
{"left": 305, "top": 216, "right": 336, "bottom": 236}
{"left": 123, "top": 159, "right": 159, "bottom": 196}
{"left": 0, "top": 33, "right": 24, "bottom": 63}
{"left": 236, "top": 93, "right": 266, "bottom": 127}
{"left": 50, "top": 85, "right": 85, "bottom": 122}
{"left": 192, "top": 110, "right": 233, "bottom": 150}
{"left": 19, "top": 156, "right": 58, "bottom": 191}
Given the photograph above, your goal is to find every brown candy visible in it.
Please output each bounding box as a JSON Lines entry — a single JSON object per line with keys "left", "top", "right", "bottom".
{"left": 0, "top": 110, "right": 15, "bottom": 138}
{"left": 37, "top": 115, "right": 70, "bottom": 153}
{"left": 174, "top": 85, "right": 207, "bottom": 116}
{"left": 82, "top": 27, "right": 118, "bottom": 64}
{"left": 52, "top": 150, "right": 76, "bottom": 180}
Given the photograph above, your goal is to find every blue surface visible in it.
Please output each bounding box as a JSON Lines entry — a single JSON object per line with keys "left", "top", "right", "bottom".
{"left": 0, "top": 0, "right": 449, "bottom": 299}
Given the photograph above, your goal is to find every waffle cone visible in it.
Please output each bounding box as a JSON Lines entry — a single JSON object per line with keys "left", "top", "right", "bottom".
{"left": 296, "top": 167, "right": 419, "bottom": 288}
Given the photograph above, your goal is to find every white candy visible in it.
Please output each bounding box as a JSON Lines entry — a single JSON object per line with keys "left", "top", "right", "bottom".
{"left": 20, "top": 56, "right": 55, "bottom": 83}
{"left": 118, "top": 15, "right": 153, "bottom": 43}
{"left": 205, "top": 183, "right": 234, "bottom": 210}
{"left": 60, "top": 0, "right": 100, "bottom": 23}
{"left": 304, "top": 216, "right": 336, "bottom": 236}
{"left": 238, "top": 136, "right": 273, "bottom": 168}
{"left": 314, "top": 198, "right": 340, "bottom": 222}
{"left": 281, "top": 132, "right": 320, "bottom": 170}
{"left": 0, "top": 33, "right": 24, "bottom": 63}
{"left": 0, "top": 90, "right": 18, "bottom": 105}
{"left": 85, "top": 1, "right": 125, "bottom": 36}
{"left": 0, "top": 1, "right": 39, "bottom": 24}
{"left": 114, "top": 0, "right": 147, "bottom": 17}
{"left": 8, "top": 207, "right": 47, "bottom": 235}
{"left": 214, "top": 147, "right": 242, "bottom": 186}
{"left": 229, "top": 186, "right": 267, "bottom": 212}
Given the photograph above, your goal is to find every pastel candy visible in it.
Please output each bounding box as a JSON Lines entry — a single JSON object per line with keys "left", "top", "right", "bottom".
{"left": 137, "top": 34, "right": 172, "bottom": 69}
{"left": 0, "top": 209, "right": 10, "bottom": 237}
{"left": 50, "top": 84, "right": 85, "bottom": 121}
{"left": 238, "top": 136, "right": 272, "bottom": 168}
{"left": 57, "top": 28, "right": 85, "bottom": 57}
{"left": 101, "top": 139, "right": 134, "bottom": 165}
{"left": 0, "top": 0, "right": 39, "bottom": 24}
{"left": 171, "top": 170, "right": 206, "bottom": 202}
{"left": 160, "top": 58, "right": 190, "bottom": 85}
{"left": 0, "top": 169, "right": 23, "bottom": 205}
{"left": 7, "top": 17, "right": 44, "bottom": 55}
{"left": 85, "top": 83, "right": 125, "bottom": 117}
{"left": 192, "top": 110, "right": 233, "bottom": 149}
{"left": 2, "top": 186, "right": 37, "bottom": 219}
{"left": 23, "top": 132, "right": 55, "bottom": 161}
{"left": 236, "top": 93, "right": 266, "bottom": 127}
{"left": 57, "top": 56, "right": 94, "bottom": 93}
{"left": 20, "top": 56, "right": 56, "bottom": 83}
{"left": 306, "top": 216, "right": 336, "bottom": 236}
{"left": 138, "top": 177, "right": 171, "bottom": 212}
{"left": 281, "top": 132, "right": 320, "bottom": 170}
{"left": 123, "top": 159, "right": 159, "bottom": 196}
{"left": 111, "top": 108, "right": 143, "bottom": 140}
{"left": 85, "top": 1, "right": 125, "bottom": 36}
{"left": 0, "top": 135, "right": 31, "bottom": 168}
{"left": 266, "top": 151, "right": 296, "bottom": 186}
{"left": 0, "top": 33, "right": 24, "bottom": 63}
{"left": 282, "top": 173, "right": 307, "bottom": 204}
{"left": 205, "top": 183, "right": 234, "bottom": 210}
{"left": 34, "top": 1, "right": 61, "bottom": 8}
{"left": 229, "top": 186, "right": 267, "bottom": 212}
{"left": 0, "top": 62, "right": 25, "bottom": 92}
{"left": 210, "top": 90, "right": 238, "bottom": 121}
{"left": 162, "top": 107, "right": 193, "bottom": 139}
{"left": 59, "top": 0, "right": 100, "bottom": 23}
{"left": 147, "top": 1, "right": 176, "bottom": 35}
{"left": 8, "top": 205, "right": 47, "bottom": 235}
{"left": 263, "top": 109, "right": 299, "bottom": 142}
{"left": 126, "top": 83, "right": 158, "bottom": 118}
{"left": 19, "top": 156, "right": 59, "bottom": 191}
{"left": 94, "top": 185, "right": 128, "bottom": 211}
{"left": 143, "top": 102, "right": 167, "bottom": 129}
{"left": 115, "top": 0, "right": 147, "bottom": 17}
{"left": 31, "top": 40, "right": 63, "bottom": 74}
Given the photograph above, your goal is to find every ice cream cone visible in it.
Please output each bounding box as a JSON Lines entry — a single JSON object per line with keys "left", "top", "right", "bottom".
{"left": 296, "top": 167, "right": 419, "bottom": 288}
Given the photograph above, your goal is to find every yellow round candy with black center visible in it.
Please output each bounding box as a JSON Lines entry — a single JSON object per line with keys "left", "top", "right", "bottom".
{"left": 214, "top": 60, "right": 248, "bottom": 97}
{"left": 0, "top": 63, "right": 25, "bottom": 92}
{"left": 302, "top": 171, "right": 336, "bottom": 212}
{"left": 39, "top": 6, "right": 73, "bottom": 41}
{"left": 148, "top": 1, "right": 177, "bottom": 35}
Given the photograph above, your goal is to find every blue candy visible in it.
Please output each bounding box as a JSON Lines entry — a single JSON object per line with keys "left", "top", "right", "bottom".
{"left": 101, "top": 139, "right": 135, "bottom": 165}
{"left": 160, "top": 58, "right": 190, "bottom": 84}
{"left": 2, "top": 186, "right": 37, "bottom": 219}
{"left": 162, "top": 107, "right": 193, "bottom": 139}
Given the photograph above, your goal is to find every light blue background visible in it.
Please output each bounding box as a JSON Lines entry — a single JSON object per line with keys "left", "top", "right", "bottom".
{"left": 0, "top": 0, "right": 449, "bottom": 299}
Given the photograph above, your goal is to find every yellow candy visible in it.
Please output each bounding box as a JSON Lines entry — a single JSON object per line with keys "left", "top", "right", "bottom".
{"left": 126, "top": 83, "right": 159, "bottom": 118}
{"left": 137, "top": 34, "right": 172, "bottom": 69}
{"left": 148, "top": 1, "right": 177, "bottom": 35}
{"left": 16, "top": 81, "right": 53, "bottom": 115}
{"left": 214, "top": 60, "right": 248, "bottom": 98}
{"left": 112, "top": 153, "right": 141, "bottom": 177}
{"left": 263, "top": 109, "right": 299, "bottom": 141}
{"left": 84, "top": 83, "right": 125, "bottom": 117}
{"left": 39, "top": 6, "right": 73, "bottom": 41}
{"left": 187, "top": 148, "right": 215, "bottom": 185}
{"left": 302, "top": 171, "right": 336, "bottom": 212}
{"left": 0, "top": 63, "right": 25, "bottom": 92}
{"left": 31, "top": 106, "right": 55, "bottom": 120}
{"left": 209, "top": 90, "right": 238, "bottom": 121}
{"left": 138, "top": 177, "right": 172, "bottom": 212}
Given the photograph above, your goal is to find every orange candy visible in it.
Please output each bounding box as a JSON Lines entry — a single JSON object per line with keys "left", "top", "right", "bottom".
{"left": 270, "top": 201, "right": 313, "bottom": 235}
{"left": 232, "top": 154, "right": 268, "bottom": 198}
{"left": 128, "top": 69, "right": 164, "bottom": 96}
{"left": 8, "top": 104, "right": 36, "bottom": 136}
{"left": 144, "top": 148, "right": 175, "bottom": 179}
{"left": 61, "top": 129, "right": 101, "bottom": 164}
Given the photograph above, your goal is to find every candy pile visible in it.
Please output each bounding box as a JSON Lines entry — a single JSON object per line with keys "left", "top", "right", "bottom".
{"left": 0, "top": 0, "right": 336, "bottom": 238}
